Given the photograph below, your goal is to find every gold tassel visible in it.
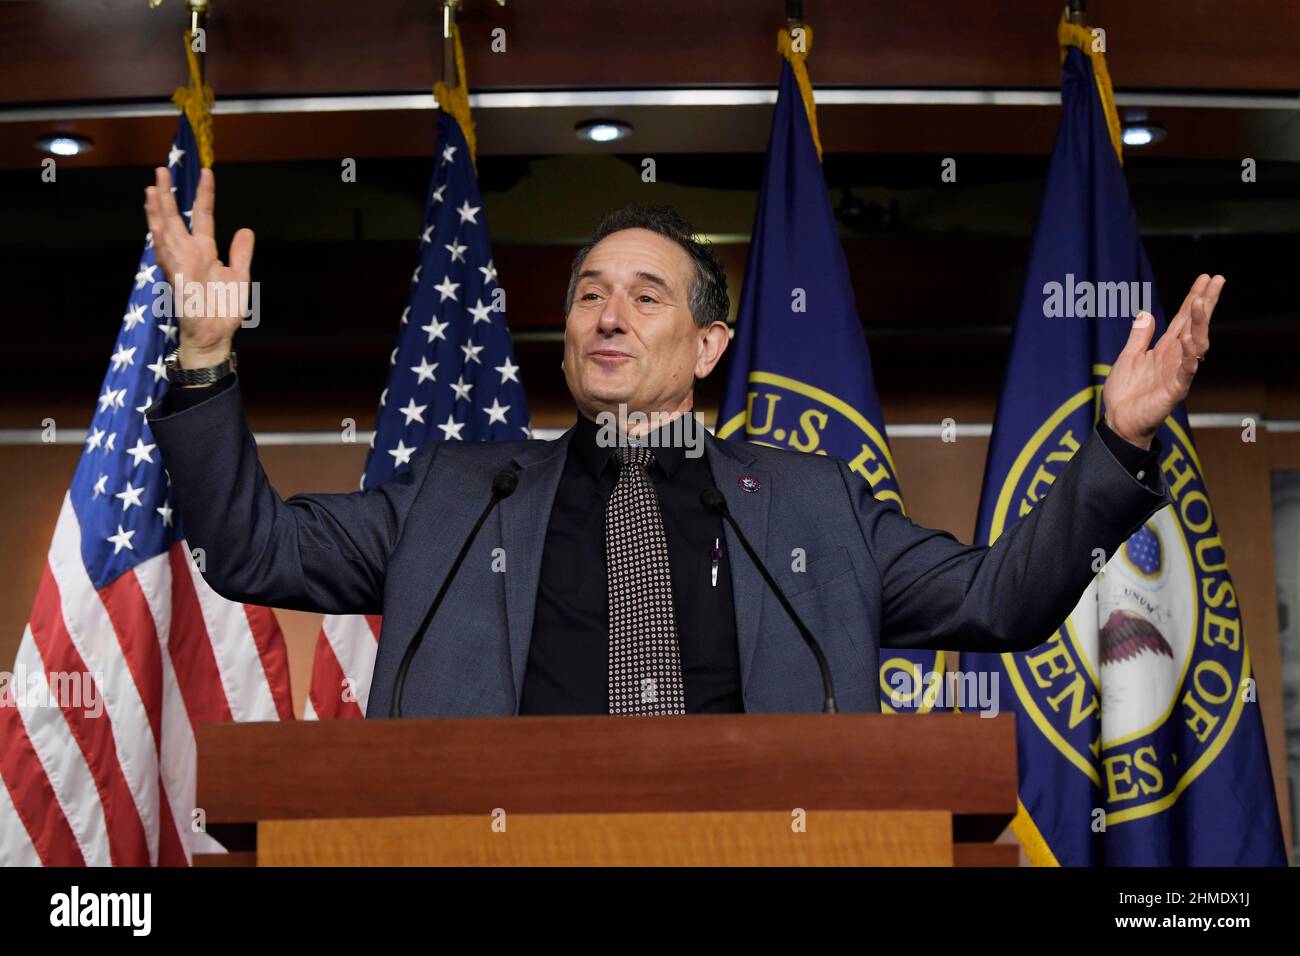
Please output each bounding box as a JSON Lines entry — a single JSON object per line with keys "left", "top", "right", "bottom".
{"left": 777, "top": 23, "right": 823, "bottom": 162}
{"left": 170, "top": 30, "right": 215, "bottom": 169}
{"left": 433, "top": 22, "right": 478, "bottom": 173}
{"left": 1058, "top": 13, "right": 1124, "bottom": 166}
{"left": 1010, "top": 798, "right": 1063, "bottom": 867}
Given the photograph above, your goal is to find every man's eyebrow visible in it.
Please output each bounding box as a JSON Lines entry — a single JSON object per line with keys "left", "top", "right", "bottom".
{"left": 576, "top": 269, "right": 675, "bottom": 294}
{"left": 633, "top": 271, "right": 672, "bottom": 292}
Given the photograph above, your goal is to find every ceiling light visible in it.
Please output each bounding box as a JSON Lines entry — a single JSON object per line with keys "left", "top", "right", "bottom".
{"left": 575, "top": 120, "right": 632, "bottom": 144}
{"left": 36, "top": 134, "right": 94, "bottom": 157}
{"left": 1121, "top": 121, "right": 1166, "bottom": 148}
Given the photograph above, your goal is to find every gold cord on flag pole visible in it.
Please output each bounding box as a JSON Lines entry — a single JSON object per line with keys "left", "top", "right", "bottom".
{"left": 1058, "top": 8, "right": 1124, "bottom": 166}
{"left": 434, "top": 16, "right": 479, "bottom": 172}
{"left": 152, "top": 1, "right": 215, "bottom": 168}
{"left": 172, "top": 29, "right": 215, "bottom": 169}
{"left": 777, "top": 22, "right": 823, "bottom": 162}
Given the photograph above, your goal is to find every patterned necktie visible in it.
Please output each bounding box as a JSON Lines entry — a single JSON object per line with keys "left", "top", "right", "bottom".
{"left": 606, "top": 444, "right": 687, "bottom": 715}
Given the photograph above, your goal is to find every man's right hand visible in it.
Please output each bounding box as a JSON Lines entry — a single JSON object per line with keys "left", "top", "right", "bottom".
{"left": 143, "top": 166, "right": 254, "bottom": 369}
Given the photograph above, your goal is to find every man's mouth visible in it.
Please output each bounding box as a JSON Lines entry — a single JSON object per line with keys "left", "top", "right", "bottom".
{"left": 588, "top": 349, "right": 633, "bottom": 363}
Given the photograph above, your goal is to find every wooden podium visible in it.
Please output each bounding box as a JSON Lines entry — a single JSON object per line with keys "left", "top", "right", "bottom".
{"left": 194, "top": 714, "right": 1019, "bottom": 866}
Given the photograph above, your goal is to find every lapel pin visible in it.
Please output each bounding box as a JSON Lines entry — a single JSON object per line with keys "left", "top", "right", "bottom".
{"left": 738, "top": 474, "right": 761, "bottom": 493}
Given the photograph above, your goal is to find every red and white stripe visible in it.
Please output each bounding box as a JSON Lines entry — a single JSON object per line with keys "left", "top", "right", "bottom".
{"left": 0, "top": 494, "right": 293, "bottom": 866}
{"left": 305, "top": 613, "right": 381, "bottom": 720}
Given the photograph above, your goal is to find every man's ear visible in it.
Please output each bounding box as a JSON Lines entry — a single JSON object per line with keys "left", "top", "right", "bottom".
{"left": 694, "top": 320, "right": 731, "bottom": 380}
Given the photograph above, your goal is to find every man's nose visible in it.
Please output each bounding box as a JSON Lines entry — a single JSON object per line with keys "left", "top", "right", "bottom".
{"left": 596, "top": 292, "right": 628, "bottom": 333}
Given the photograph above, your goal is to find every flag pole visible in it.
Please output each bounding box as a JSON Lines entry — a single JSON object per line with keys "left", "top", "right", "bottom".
{"left": 186, "top": 0, "right": 210, "bottom": 86}
{"left": 440, "top": 0, "right": 507, "bottom": 88}
{"left": 147, "top": 0, "right": 214, "bottom": 167}
{"left": 147, "top": 0, "right": 211, "bottom": 83}
{"left": 777, "top": 0, "right": 821, "bottom": 162}
{"left": 442, "top": 0, "right": 461, "bottom": 87}
{"left": 1058, "top": 5, "right": 1122, "bottom": 166}
{"left": 435, "top": 0, "right": 495, "bottom": 171}
{"left": 177, "top": 4, "right": 214, "bottom": 169}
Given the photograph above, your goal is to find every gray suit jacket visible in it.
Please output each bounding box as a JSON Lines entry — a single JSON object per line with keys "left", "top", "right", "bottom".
{"left": 147, "top": 378, "right": 1169, "bottom": 716}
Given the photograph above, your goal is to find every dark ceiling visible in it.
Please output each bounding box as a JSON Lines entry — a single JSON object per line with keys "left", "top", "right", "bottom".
{"left": 3, "top": 0, "right": 1300, "bottom": 171}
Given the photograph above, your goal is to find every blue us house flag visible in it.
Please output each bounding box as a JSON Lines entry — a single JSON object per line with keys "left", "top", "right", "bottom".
{"left": 364, "top": 108, "right": 530, "bottom": 490}
{"left": 963, "top": 33, "right": 1286, "bottom": 865}
{"left": 716, "top": 55, "right": 945, "bottom": 714}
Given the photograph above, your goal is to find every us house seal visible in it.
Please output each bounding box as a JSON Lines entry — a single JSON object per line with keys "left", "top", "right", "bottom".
{"left": 988, "top": 366, "right": 1249, "bottom": 827}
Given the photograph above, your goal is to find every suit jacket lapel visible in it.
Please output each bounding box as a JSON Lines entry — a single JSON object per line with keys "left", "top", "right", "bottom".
{"left": 704, "top": 432, "right": 771, "bottom": 695}
{"left": 496, "top": 427, "right": 771, "bottom": 708}
{"left": 500, "top": 429, "right": 573, "bottom": 707}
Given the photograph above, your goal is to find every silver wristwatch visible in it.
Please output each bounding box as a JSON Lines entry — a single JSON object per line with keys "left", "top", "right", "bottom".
{"left": 163, "top": 348, "right": 237, "bottom": 386}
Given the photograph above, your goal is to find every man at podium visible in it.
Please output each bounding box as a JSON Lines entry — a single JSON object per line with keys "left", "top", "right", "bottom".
{"left": 143, "top": 167, "right": 1219, "bottom": 719}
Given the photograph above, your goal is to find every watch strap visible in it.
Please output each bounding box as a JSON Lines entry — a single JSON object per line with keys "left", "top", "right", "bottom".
{"left": 164, "top": 348, "right": 237, "bottom": 386}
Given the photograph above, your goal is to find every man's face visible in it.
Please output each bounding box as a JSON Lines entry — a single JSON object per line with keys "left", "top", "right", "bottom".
{"left": 563, "top": 227, "right": 727, "bottom": 421}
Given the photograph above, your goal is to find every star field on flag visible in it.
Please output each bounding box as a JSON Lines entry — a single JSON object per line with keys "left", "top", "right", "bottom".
{"left": 362, "top": 110, "right": 530, "bottom": 490}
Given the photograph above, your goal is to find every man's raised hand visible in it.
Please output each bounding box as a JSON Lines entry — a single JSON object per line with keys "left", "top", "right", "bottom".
{"left": 1101, "top": 273, "right": 1222, "bottom": 450}
{"left": 143, "top": 166, "right": 254, "bottom": 367}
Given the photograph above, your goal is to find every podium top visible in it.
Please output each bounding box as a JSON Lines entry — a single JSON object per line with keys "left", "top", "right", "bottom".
{"left": 198, "top": 713, "right": 1016, "bottom": 830}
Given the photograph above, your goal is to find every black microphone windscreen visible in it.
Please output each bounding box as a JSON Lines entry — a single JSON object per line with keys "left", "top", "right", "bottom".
{"left": 493, "top": 470, "right": 519, "bottom": 498}
{"left": 700, "top": 487, "right": 727, "bottom": 514}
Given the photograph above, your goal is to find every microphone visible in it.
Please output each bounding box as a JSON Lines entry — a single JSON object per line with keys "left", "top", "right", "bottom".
{"left": 389, "top": 468, "right": 519, "bottom": 718}
{"left": 700, "top": 487, "right": 839, "bottom": 714}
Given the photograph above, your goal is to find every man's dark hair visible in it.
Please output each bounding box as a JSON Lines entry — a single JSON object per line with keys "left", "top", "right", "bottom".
{"left": 564, "top": 205, "right": 730, "bottom": 329}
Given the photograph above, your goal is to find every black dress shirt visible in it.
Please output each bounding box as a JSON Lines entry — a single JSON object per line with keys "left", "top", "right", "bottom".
{"left": 159, "top": 376, "right": 1161, "bottom": 715}
{"left": 520, "top": 412, "right": 743, "bottom": 714}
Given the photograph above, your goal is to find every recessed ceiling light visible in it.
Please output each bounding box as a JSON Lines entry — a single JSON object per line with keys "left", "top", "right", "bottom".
{"left": 575, "top": 120, "right": 632, "bottom": 144}
{"left": 1121, "top": 121, "right": 1166, "bottom": 148}
{"left": 36, "top": 134, "right": 94, "bottom": 157}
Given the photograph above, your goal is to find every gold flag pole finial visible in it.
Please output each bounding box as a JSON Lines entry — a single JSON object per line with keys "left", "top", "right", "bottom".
{"left": 151, "top": 0, "right": 216, "bottom": 168}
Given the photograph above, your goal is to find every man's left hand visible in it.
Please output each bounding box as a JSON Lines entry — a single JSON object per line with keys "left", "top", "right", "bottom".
{"left": 1102, "top": 273, "right": 1223, "bottom": 450}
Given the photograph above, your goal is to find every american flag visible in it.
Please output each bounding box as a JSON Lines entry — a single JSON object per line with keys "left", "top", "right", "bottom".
{"left": 0, "top": 116, "right": 294, "bottom": 865}
{"left": 306, "top": 109, "right": 530, "bottom": 719}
